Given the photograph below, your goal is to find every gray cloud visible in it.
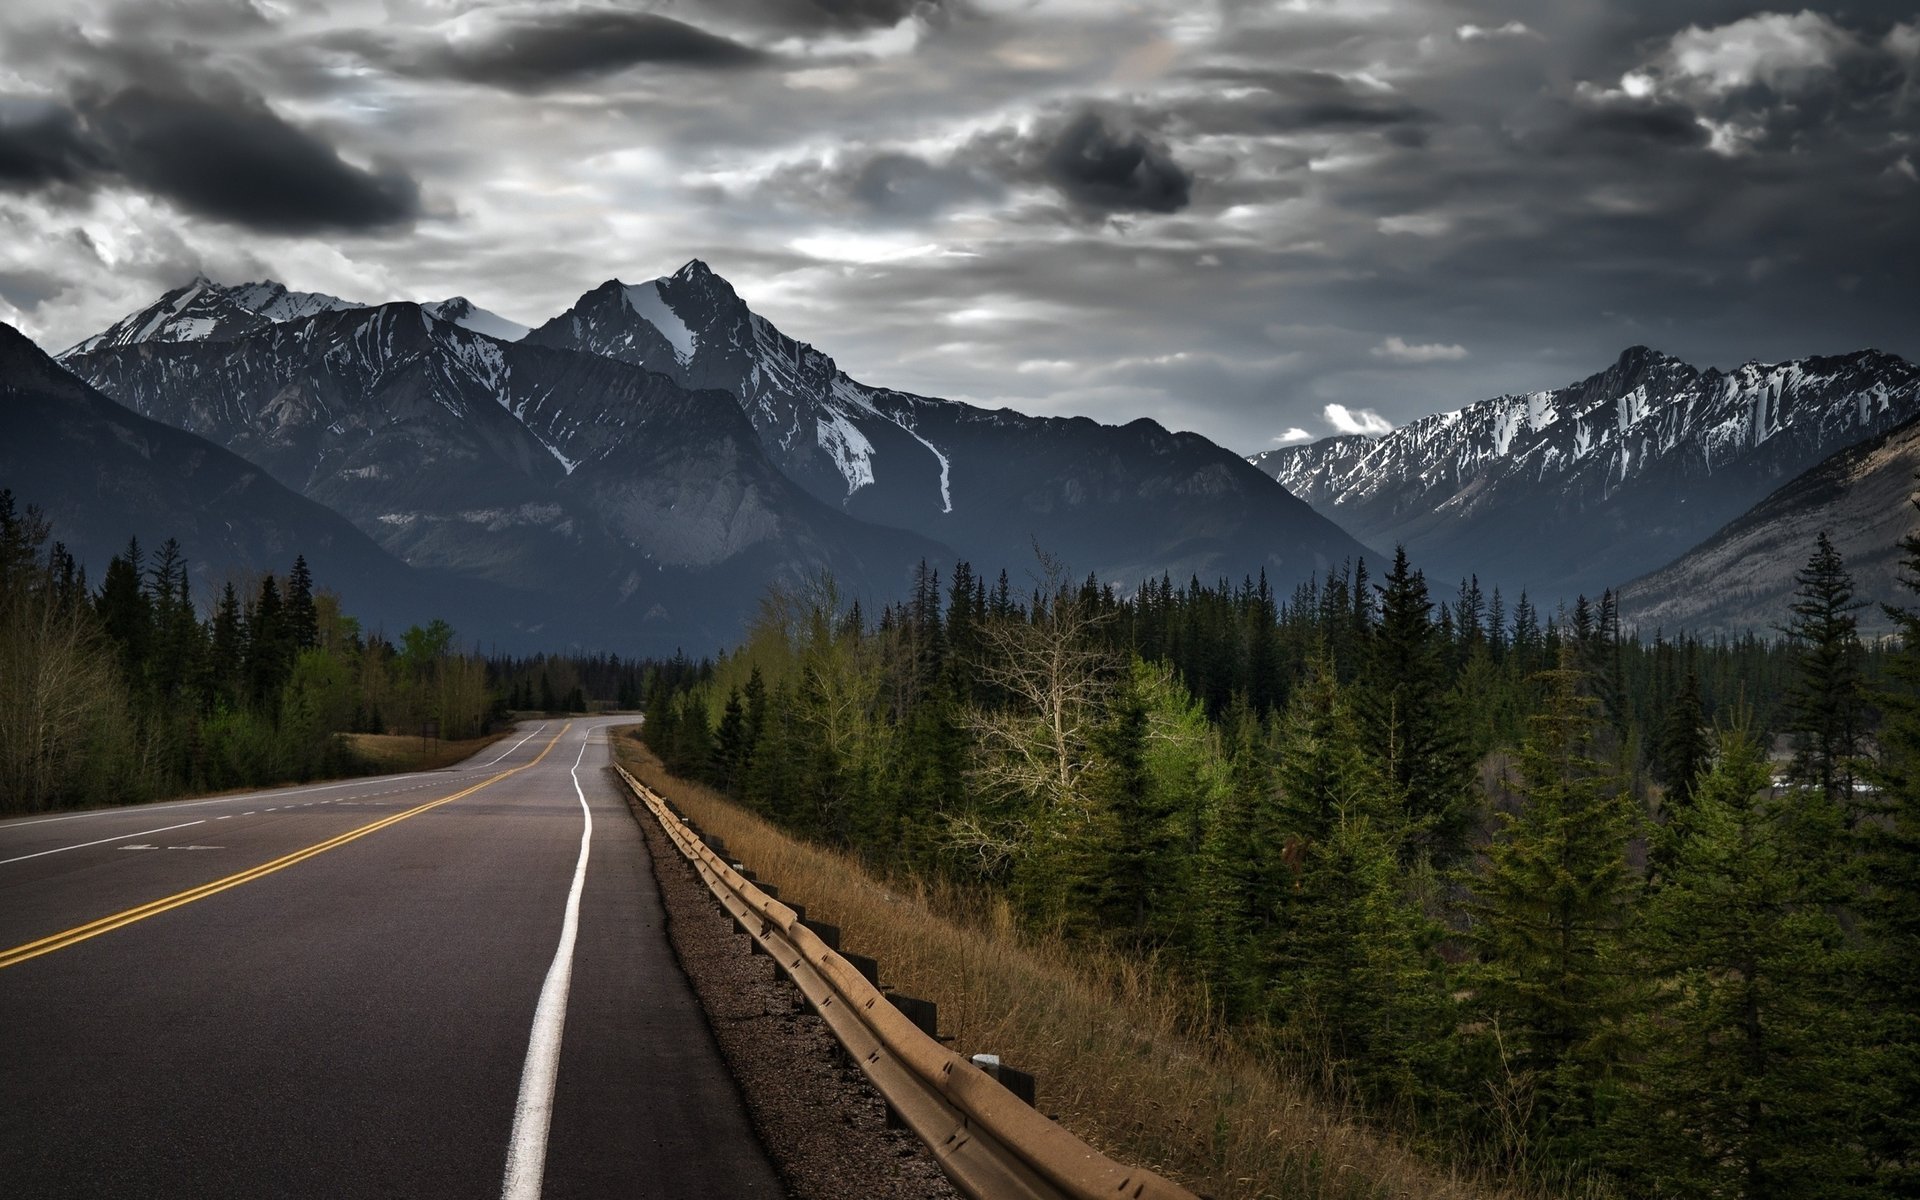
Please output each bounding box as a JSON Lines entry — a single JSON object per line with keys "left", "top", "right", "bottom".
{"left": 428, "top": 11, "right": 769, "bottom": 91}
{"left": 80, "top": 83, "right": 420, "bottom": 232}
{"left": 0, "top": 0, "right": 1915, "bottom": 459}
{"left": 1037, "top": 110, "right": 1193, "bottom": 216}
{"left": 0, "top": 103, "right": 104, "bottom": 189}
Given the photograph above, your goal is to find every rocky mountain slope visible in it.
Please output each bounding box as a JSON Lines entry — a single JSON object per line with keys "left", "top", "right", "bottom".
{"left": 1618, "top": 412, "right": 1920, "bottom": 637}
{"left": 59, "top": 297, "right": 943, "bottom": 651}
{"left": 523, "top": 260, "right": 1368, "bottom": 587}
{"left": 0, "top": 320, "right": 504, "bottom": 639}
{"left": 1251, "top": 346, "right": 1920, "bottom": 600}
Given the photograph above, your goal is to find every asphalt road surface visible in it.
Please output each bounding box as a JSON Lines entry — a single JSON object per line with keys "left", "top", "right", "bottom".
{"left": 0, "top": 719, "right": 786, "bottom": 1199}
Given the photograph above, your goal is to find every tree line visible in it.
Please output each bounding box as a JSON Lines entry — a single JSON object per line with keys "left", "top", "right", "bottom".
{"left": 0, "top": 491, "right": 500, "bottom": 813}
{"left": 641, "top": 537, "right": 1916, "bottom": 1198}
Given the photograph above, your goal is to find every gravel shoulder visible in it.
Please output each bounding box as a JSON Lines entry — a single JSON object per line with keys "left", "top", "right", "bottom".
{"left": 622, "top": 779, "right": 963, "bottom": 1200}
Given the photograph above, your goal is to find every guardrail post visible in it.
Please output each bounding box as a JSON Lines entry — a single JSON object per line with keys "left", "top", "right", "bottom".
{"left": 884, "top": 993, "right": 938, "bottom": 1040}
{"left": 970, "top": 1054, "right": 1038, "bottom": 1108}
{"left": 842, "top": 951, "right": 880, "bottom": 986}
{"left": 798, "top": 917, "right": 840, "bottom": 951}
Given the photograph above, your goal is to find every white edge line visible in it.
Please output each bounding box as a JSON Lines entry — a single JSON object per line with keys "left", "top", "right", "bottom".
{"left": 501, "top": 731, "right": 594, "bottom": 1200}
{"left": 478, "top": 723, "right": 548, "bottom": 769}
{"left": 0, "top": 820, "right": 207, "bottom": 866}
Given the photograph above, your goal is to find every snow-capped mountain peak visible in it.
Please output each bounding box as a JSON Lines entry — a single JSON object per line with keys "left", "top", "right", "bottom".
{"left": 63, "top": 278, "right": 360, "bottom": 356}
{"left": 1248, "top": 344, "right": 1920, "bottom": 599}
{"left": 419, "top": 296, "right": 531, "bottom": 343}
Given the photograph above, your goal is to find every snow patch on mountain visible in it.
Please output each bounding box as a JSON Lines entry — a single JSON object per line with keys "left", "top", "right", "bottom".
{"left": 817, "top": 409, "right": 876, "bottom": 494}
{"left": 623, "top": 281, "right": 696, "bottom": 364}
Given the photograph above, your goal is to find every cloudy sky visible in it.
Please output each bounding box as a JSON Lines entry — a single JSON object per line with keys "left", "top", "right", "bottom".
{"left": 0, "top": 0, "right": 1915, "bottom": 454}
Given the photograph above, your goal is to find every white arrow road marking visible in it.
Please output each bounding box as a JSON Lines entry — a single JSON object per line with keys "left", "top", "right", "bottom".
{"left": 0, "top": 820, "right": 206, "bottom": 866}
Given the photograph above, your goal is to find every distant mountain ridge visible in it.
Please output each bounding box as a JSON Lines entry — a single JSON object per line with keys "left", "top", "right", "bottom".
{"left": 58, "top": 295, "right": 942, "bottom": 651}
{"left": 1249, "top": 345, "right": 1920, "bottom": 600}
{"left": 1619, "top": 411, "right": 1920, "bottom": 637}
{"left": 0, "top": 319, "right": 516, "bottom": 639}
{"left": 52, "top": 263, "right": 1369, "bottom": 655}
{"left": 65, "top": 277, "right": 528, "bottom": 356}
{"left": 524, "top": 260, "right": 1367, "bottom": 588}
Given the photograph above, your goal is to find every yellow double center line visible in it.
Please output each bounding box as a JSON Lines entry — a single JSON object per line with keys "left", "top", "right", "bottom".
{"left": 0, "top": 724, "right": 571, "bottom": 972}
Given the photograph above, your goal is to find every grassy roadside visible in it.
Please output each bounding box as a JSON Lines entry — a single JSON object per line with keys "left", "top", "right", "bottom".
{"left": 340, "top": 728, "right": 516, "bottom": 773}
{"left": 612, "top": 726, "right": 1542, "bottom": 1200}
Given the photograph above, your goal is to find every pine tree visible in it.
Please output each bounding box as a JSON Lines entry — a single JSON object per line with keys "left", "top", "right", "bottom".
{"left": 1782, "top": 532, "right": 1869, "bottom": 810}
{"left": 1470, "top": 647, "right": 1637, "bottom": 1154}
{"left": 245, "top": 574, "right": 288, "bottom": 707}
{"left": 1650, "top": 667, "right": 1711, "bottom": 885}
{"left": 209, "top": 581, "right": 245, "bottom": 710}
{"left": 1196, "top": 699, "right": 1273, "bottom": 1016}
{"left": 286, "top": 554, "right": 319, "bottom": 653}
{"left": 1613, "top": 726, "right": 1870, "bottom": 1198}
{"left": 1355, "top": 547, "right": 1476, "bottom": 863}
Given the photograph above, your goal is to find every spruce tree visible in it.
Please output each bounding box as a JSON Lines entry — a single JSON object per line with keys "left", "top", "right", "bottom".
{"left": 1613, "top": 726, "right": 1870, "bottom": 1198}
{"left": 286, "top": 555, "right": 319, "bottom": 653}
{"left": 1650, "top": 667, "right": 1710, "bottom": 885}
{"left": 1470, "top": 647, "right": 1637, "bottom": 1154}
{"left": 1782, "top": 532, "right": 1869, "bottom": 810}
{"left": 1355, "top": 546, "right": 1476, "bottom": 863}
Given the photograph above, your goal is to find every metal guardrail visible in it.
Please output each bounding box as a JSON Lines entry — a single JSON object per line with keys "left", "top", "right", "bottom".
{"left": 615, "top": 764, "right": 1199, "bottom": 1200}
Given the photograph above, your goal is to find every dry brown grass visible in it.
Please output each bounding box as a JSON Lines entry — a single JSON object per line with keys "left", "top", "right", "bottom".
{"left": 612, "top": 727, "right": 1557, "bottom": 1200}
{"left": 342, "top": 729, "right": 512, "bottom": 773}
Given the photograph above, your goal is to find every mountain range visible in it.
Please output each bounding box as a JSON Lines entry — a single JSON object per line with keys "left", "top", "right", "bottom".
{"left": 19, "top": 263, "right": 1366, "bottom": 652}
{"left": 1250, "top": 346, "right": 1920, "bottom": 608}
{"left": 10, "top": 259, "right": 1914, "bottom": 651}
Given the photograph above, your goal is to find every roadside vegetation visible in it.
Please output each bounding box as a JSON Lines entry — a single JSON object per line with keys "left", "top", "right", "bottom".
{"left": 618, "top": 728, "right": 1535, "bottom": 1200}
{"left": 0, "top": 490, "right": 503, "bottom": 813}
{"left": 635, "top": 535, "right": 1919, "bottom": 1199}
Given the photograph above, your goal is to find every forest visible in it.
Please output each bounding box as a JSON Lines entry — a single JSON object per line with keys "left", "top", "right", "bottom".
{"left": 639, "top": 536, "right": 1919, "bottom": 1198}
{"left": 0, "top": 489, "right": 544, "bottom": 814}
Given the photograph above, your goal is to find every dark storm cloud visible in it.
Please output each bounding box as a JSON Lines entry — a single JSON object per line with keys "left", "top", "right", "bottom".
{"left": 0, "top": 80, "right": 420, "bottom": 233}
{"left": 1037, "top": 111, "right": 1193, "bottom": 216}
{"left": 0, "top": 104, "right": 104, "bottom": 189}
{"left": 428, "top": 11, "right": 768, "bottom": 91}
{"left": 1551, "top": 95, "right": 1711, "bottom": 153}
{"left": 83, "top": 83, "right": 420, "bottom": 232}
{"left": 679, "top": 0, "right": 951, "bottom": 33}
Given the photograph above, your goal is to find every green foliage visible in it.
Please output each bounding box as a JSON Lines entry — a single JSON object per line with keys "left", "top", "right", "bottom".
{"left": 1469, "top": 650, "right": 1638, "bottom": 1159}
{"left": 1613, "top": 726, "right": 1872, "bottom": 1198}
{"left": 638, "top": 535, "right": 1901, "bottom": 1197}
{"left": 0, "top": 489, "right": 509, "bottom": 814}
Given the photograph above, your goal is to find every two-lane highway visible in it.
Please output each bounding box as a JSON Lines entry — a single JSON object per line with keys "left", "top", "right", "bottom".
{"left": 0, "top": 719, "right": 786, "bottom": 1199}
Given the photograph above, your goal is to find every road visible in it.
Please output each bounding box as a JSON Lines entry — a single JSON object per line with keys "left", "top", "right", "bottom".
{"left": 0, "top": 719, "right": 786, "bottom": 1199}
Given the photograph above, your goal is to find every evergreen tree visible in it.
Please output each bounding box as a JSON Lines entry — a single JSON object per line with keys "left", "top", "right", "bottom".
{"left": 95, "top": 539, "right": 150, "bottom": 679}
{"left": 1471, "top": 648, "right": 1637, "bottom": 1155}
{"left": 209, "top": 581, "right": 246, "bottom": 710}
{"left": 1355, "top": 547, "right": 1476, "bottom": 863}
{"left": 286, "top": 554, "right": 319, "bottom": 653}
{"left": 1613, "top": 726, "right": 1870, "bottom": 1198}
{"left": 1650, "top": 667, "right": 1711, "bottom": 885}
{"left": 1782, "top": 532, "right": 1869, "bottom": 810}
{"left": 245, "top": 574, "right": 288, "bottom": 707}
{"left": 711, "top": 687, "right": 749, "bottom": 792}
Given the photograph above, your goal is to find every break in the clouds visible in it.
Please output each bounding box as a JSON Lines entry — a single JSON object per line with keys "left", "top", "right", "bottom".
{"left": 0, "top": 0, "right": 1915, "bottom": 456}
